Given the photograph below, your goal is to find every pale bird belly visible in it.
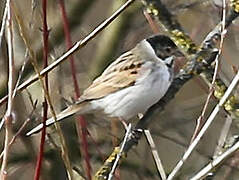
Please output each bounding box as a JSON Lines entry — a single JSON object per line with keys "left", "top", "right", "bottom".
{"left": 91, "top": 67, "right": 171, "bottom": 121}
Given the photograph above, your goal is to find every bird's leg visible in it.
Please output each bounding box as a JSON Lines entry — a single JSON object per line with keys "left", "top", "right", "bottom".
{"left": 126, "top": 113, "right": 143, "bottom": 144}
{"left": 111, "top": 118, "right": 120, "bottom": 146}
{"left": 118, "top": 118, "right": 128, "bottom": 130}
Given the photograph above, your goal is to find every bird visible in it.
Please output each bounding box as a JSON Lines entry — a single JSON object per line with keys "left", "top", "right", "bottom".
{"left": 26, "top": 34, "right": 183, "bottom": 136}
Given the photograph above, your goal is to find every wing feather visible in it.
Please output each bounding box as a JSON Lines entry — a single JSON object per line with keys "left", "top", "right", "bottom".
{"left": 81, "top": 51, "right": 144, "bottom": 100}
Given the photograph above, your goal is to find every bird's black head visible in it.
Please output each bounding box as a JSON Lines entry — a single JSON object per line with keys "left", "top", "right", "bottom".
{"left": 146, "top": 35, "right": 183, "bottom": 67}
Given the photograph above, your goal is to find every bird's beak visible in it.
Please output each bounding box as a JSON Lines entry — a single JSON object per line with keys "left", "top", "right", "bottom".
{"left": 175, "top": 50, "right": 185, "bottom": 58}
{"left": 173, "top": 50, "right": 187, "bottom": 74}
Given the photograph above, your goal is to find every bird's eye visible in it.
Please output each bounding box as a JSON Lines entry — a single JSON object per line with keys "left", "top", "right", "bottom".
{"left": 165, "top": 47, "right": 171, "bottom": 53}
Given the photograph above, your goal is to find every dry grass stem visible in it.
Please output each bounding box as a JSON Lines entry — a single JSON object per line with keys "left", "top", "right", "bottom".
{"left": 144, "top": 130, "right": 166, "bottom": 180}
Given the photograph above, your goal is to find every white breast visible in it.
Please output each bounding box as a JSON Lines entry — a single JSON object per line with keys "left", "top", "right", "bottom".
{"left": 90, "top": 61, "right": 171, "bottom": 121}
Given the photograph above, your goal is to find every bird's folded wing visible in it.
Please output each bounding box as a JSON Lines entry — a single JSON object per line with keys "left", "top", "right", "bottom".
{"left": 81, "top": 51, "right": 144, "bottom": 100}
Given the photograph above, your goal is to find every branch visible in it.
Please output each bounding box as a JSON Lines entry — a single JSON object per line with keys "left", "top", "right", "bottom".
{"left": 1, "top": 0, "right": 13, "bottom": 179}
{"left": 191, "top": 136, "right": 239, "bottom": 180}
{"left": 144, "top": 130, "right": 167, "bottom": 180}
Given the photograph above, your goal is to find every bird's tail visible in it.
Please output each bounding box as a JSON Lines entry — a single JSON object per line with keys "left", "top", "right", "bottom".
{"left": 26, "top": 101, "right": 90, "bottom": 136}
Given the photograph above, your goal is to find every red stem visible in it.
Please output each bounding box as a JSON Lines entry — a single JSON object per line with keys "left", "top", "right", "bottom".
{"left": 58, "top": 0, "right": 91, "bottom": 179}
{"left": 34, "top": 102, "right": 47, "bottom": 180}
{"left": 34, "top": 0, "right": 49, "bottom": 179}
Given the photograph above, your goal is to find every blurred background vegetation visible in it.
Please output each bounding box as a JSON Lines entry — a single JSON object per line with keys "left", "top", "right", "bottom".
{"left": 1, "top": 0, "right": 239, "bottom": 179}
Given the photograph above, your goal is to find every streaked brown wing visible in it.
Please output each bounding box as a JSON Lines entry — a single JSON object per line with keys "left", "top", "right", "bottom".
{"left": 80, "top": 51, "right": 144, "bottom": 101}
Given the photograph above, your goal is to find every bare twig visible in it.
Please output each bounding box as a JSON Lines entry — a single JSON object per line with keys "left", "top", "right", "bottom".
{"left": 0, "top": 101, "right": 37, "bottom": 160}
{"left": 34, "top": 0, "right": 49, "bottom": 179}
{"left": 0, "top": 58, "right": 27, "bottom": 130}
{"left": 0, "top": 1, "right": 8, "bottom": 50}
{"left": 12, "top": 59, "right": 27, "bottom": 99}
{"left": 144, "top": 130, "right": 166, "bottom": 180}
{"left": 213, "top": 115, "right": 232, "bottom": 159}
{"left": 1, "top": 0, "right": 13, "bottom": 178}
{"left": 143, "top": 10, "right": 159, "bottom": 34}
{"left": 108, "top": 124, "right": 132, "bottom": 180}
{"left": 190, "top": 0, "right": 227, "bottom": 142}
{"left": 190, "top": 138, "right": 239, "bottom": 180}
